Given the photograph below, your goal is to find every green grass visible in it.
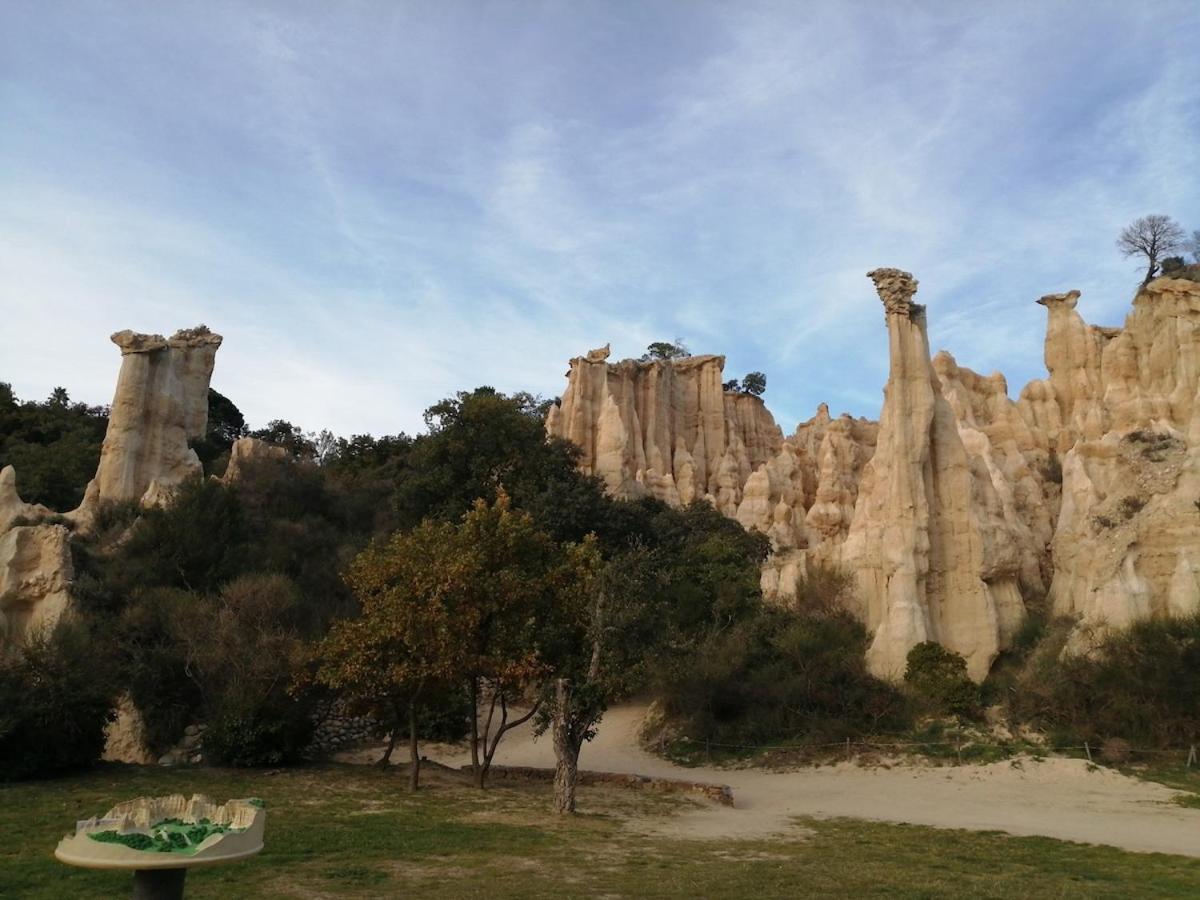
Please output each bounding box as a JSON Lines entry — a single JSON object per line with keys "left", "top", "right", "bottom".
{"left": 4, "top": 763, "right": 1200, "bottom": 898}
{"left": 1122, "top": 762, "right": 1200, "bottom": 809}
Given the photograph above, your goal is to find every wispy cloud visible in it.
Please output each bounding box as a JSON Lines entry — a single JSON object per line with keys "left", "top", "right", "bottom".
{"left": 1, "top": 0, "right": 1197, "bottom": 436}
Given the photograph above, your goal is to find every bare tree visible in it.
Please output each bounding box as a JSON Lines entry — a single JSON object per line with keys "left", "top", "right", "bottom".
{"left": 1190, "top": 229, "right": 1200, "bottom": 264}
{"left": 1117, "top": 215, "right": 1186, "bottom": 285}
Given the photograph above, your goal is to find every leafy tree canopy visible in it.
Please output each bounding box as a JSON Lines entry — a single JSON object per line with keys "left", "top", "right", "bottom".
{"left": 640, "top": 339, "right": 690, "bottom": 361}
{"left": 0, "top": 382, "right": 108, "bottom": 509}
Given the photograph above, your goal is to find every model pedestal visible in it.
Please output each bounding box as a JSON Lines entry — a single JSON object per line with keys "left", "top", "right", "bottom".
{"left": 132, "top": 866, "right": 187, "bottom": 900}
{"left": 55, "top": 794, "right": 265, "bottom": 899}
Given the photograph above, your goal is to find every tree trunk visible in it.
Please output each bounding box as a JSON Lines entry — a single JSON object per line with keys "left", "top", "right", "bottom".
{"left": 408, "top": 698, "right": 421, "bottom": 792}
{"left": 552, "top": 678, "right": 579, "bottom": 815}
{"left": 469, "top": 677, "right": 480, "bottom": 778}
{"left": 377, "top": 731, "right": 397, "bottom": 768}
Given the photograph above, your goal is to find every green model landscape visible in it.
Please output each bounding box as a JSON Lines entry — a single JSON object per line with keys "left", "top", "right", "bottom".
{"left": 89, "top": 818, "right": 247, "bottom": 855}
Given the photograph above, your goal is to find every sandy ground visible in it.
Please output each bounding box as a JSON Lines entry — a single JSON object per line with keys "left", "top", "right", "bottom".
{"left": 346, "top": 705, "right": 1200, "bottom": 856}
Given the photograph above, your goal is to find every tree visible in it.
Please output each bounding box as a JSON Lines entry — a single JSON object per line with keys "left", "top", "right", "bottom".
{"left": 313, "top": 517, "right": 473, "bottom": 790}
{"left": 178, "top": 574, "right": 313, "bottom": 766}
{"left": 250, "top": 420, "right": 317, "bottom": 460}
{"left": 192, "top": 389, "right": 247, "bottom": 474}
{"left": 455, "top": 492, "right": 579, "bottom": 787}
{"left": 740, "top": 372, "right": 766, "bottom": 397}
{"left": 1117, "top": 215, "right": 1186, "bottom": 285}
{"left": 722, "top": 379, "right": 741, "bottom": 392}
{"left": 392, "top": 387, "right": 597, "bottom": 535}
{"left": 0, "top": 386, "right": 108, "bottom": 509}
{"left": 640, "top": 339, "right": 690, "bottom": 361}
{"left": 535, "top": 542, "right": 665, "bottom": 813}
{"left": 1161, "top": 256, "right": 1186, "bottom": 276}
{"left": 1190, "top": 230, "right": 1200, "bottom": 264}
{"left": 312, "top": 493, "right": 574, "bottom": 790}
{"left": 206, "top": 389, "right": 247, "bottom": 447}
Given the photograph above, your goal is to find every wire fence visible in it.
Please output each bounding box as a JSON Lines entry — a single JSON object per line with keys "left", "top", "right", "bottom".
{"left": 667, "top": 735, "right": 1199, "bottom": 768}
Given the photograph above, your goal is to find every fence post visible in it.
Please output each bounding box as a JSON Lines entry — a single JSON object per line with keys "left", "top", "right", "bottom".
{"left": 704, "top": 739, "right": 710, "bottom": 763}
{"left": 955, "top": 729, "right": 962, "bottom": 766}
{"left": 1188, "top": 745, "right": 1196, "bottom": 768}
{"left": 845, "top": 737, "right": 851, "bottom": 762}
{"left": 1084, "top": 741, "right": 1092, "bottom": 763}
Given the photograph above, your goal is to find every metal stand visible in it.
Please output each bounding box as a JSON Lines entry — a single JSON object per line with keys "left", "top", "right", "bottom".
{"left": 132, "top": 867, "right": 187, "bottom": 900}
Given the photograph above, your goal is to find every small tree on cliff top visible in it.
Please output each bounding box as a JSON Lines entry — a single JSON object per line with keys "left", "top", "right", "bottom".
{"left": 740, "top": 372, "right": 766, "bottom": 396}
{"left": 640, "top": 339, "right": 690, "bottom": 361}
{"left": 1117, "top": 215, "right": 1185, "bottom": 285}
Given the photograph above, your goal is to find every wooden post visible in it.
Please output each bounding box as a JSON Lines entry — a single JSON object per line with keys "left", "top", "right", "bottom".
{"left": 956, "top": 729, "right": 962, "bottom": 766}
{"left": 845, "top": 737, "right": 851, "bottom": 761}
{"left": 1084, "top": 741, "right": 1092, "bottom": 763}
{"left": 1188, "top": 745, "right": 1196, "bottom": 768}
{"left": 704, "top": 739, "right": 710, "bottom": 763}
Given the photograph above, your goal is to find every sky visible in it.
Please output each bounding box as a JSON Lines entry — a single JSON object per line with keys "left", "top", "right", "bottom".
{"left": 2, "top": 1, "right": 1198, "bottom": 437}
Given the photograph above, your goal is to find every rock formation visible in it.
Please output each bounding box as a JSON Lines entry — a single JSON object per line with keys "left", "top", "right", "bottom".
{"left": 0, "top": 326, "right": 221, "bottom": 660}
{"left": 222, "top": 436, "right": 289, "bottom": 483}
{"left": 1019, "top": 278, "right": 1200, "bottom": 637}
{"left": 545, "top": 349, "right": 783, "bottom": 508}
{"left": 840, "top": 270, "right": 1034, "bottom": 681}
{"left": 0, "top": 522, "right": 74, "bottom": 655}
{"left": 549, "top": 274, "right": 1200, "bottom": 682}
{"left": 77, "top": 326, "right": 223, "bottom": 517}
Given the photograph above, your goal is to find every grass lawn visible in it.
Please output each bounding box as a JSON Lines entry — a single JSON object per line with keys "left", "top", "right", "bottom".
{"left": 3, "top": 763, "right": 1199, "bottom": 898}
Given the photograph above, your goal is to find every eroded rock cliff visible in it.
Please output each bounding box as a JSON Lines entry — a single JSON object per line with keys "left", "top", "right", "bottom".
{"left": 549, "top": 274, "right": 1200, "bottom": 681}
{"left": 0, "top": 325, "right": 221, "bottom": 659}
{"left": 76, "top": 326, "right": 223, "bottom": 517}
{"left": 1021, "top": 278, "right": 1200, "bottom": 640}
{"left": 545, "top": 349, "right": 783, "bottom": 508}
{"left": 841, "top": 270, "right": 1034, "bottom": 681}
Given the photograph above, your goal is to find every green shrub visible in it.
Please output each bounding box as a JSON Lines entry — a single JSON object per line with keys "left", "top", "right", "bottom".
{"left": 904, "top": 642, "right": 980, "bottom": 718}
{"left": 119, "top": 588, "right": 203, "bottom": 752}
{"left": 0, "top": 623, "right": 116, "bottom": 780}
{"left": 1009, "top": 615, "right": 1200, "bottom": 748}
{"left": 201, "top": 699, "right": 313, "bottom": 767}
{"left": 178, "top": 574, "right": 317, "bottom": 765}
{"left": 656, "top": 605, "right": 908, "bottom": 746}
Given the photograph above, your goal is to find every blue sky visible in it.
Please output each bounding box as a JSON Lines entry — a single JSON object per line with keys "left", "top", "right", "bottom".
{"left": 2, "top": 1, "right": 1198, "bottom": 436}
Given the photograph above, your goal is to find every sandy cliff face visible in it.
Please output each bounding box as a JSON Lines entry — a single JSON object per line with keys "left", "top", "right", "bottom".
{"left": 0, "top": 522, "right": 73, "bottom": 655}
{"left": 545, "top": 346, "right": 783, "bottom": 509}
{"left": 840, "top": 270, "right": 1034, "bottom": 681}
{"left": 1021, "top": 278, "right": 1200, "bottom": 638}
{"left": 550, "top": 274, "right": 1200, "bottom": 681}
{"left": 77, "top": 326, "right": 223, "bottom": 517}
{"left": 0, "top": 325, "right": 221, "bottom": 660}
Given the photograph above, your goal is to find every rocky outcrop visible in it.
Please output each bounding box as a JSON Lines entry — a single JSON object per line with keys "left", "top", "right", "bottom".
{"left": 222, "top": 436, "right": 289, "bottom": 483}
{"left": 1023, "top": 278, "right": 1200, "bottom": 637}
{"left": 546, "top": 350, "right": 783, "bottom": 508}
{"left": 101, "top": 694, "right": 157, "bottom": 765}
{"left": 0, "top": 467, "right": 54, "bottom": 531}
{"left": 546, "top": 271, "right": 1082, "bottom": 682}
{"left": 76, "top": 326, "right": 222, "bottom": 518}
{"left": 0, "top": 325, "right": 221, "bottom": 661}
{"left": 0, "top": 522, "right": 73, "bottom": 654}
{"left": 841, "top": 270, "right": 1032, "bottom": 681}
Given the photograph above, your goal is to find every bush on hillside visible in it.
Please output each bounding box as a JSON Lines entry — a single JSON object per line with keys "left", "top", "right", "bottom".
{"left": 0, "top": 623, "right": 116, "bottom": 780}
{"left": 904, "top": 642, "right": 981, "bottom": 718}
{"left": 656, "top": 604, "right": 908, "bottom": 747}
{"left": 1009, "top": 615, "right": 1200, "bottom": 748}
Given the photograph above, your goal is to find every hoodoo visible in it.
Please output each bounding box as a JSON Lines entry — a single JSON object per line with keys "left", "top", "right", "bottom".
{"left": 547, "top": 271, "right": 1200, "bottom": 681}
{"left": 842, "top": 269, "right": 1031, "bottom": 681}
{"left": 0, "top": 325, "right": 222, "bottom": 658}
{"left": 76, "top": 326, "right": 223, "bottom": 518}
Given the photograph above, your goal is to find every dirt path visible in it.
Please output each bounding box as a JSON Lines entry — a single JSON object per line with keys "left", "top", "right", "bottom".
{"left": 412, "top": 704, "right": 1200, "bottom": 856}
